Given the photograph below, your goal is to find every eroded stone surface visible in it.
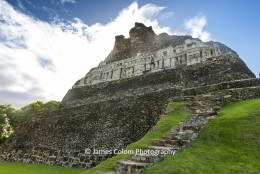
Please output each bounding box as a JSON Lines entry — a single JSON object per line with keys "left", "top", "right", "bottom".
{"left": 73, "top": 23, "right": 249, "bottom": 87}
{"left": 0, "top": 23, "right": 259, "bottom": 169}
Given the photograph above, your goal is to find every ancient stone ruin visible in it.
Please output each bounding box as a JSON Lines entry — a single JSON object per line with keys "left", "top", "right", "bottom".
{"left": 0, "top": 22, "right": 259, "bottom": 171}
{"left": 75, "top": 36, "right": 221, "bottom": 86}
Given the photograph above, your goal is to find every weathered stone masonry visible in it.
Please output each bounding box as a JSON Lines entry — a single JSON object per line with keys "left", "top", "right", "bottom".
{"left": 60, "top": 54, "right": 254, "bottom": 108}
{"left": 0, "top": 23, "right": 259, "bottom": 169}
{"left": 75, "top": 39, "right": 221, "bottom": 86}
{"left": 0, "top": 92, "right": 172, "bottom": 168}
{"left": 1, "top": 78, "right": 260, "bottom": 168}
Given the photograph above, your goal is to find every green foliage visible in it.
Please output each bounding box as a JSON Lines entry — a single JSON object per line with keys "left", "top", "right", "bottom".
{"left": 0, "top": 162, "right": 83, "bottom": 174}
{"left": 42, "top": 100, "right": 60, "bottom": 111}
{"left": 83, "top": 101, "right": 189, "bottom": 174}
{"left": 143, "top": 99, "right": 260, "bottom": 174}
{"left": 9, "top": 100, "right": 60, "bottom": 129}
{"left": 0, "top": 100, "right": 60, "bottom": 144}
{"left": 0, "top": 104, "right": 16, "bottom": 143}
{"left": 0, "top": 104, "right": 15, "bottom": 124}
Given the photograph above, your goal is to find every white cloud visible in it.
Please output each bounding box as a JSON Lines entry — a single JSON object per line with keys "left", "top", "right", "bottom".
{"left": 184, "top": 15, "right": 211, "bottom": 41}
{"left": 0, "top": 1, "right": 175, "bottom": 107}
{"left": 0, "top": 1, "right": 211, "bottom": 107}
{"left": 160, "top": 12, "right": 173, "bottom": 20}
{"left": 60, "top": 0, "right": 76, "bottom": 4}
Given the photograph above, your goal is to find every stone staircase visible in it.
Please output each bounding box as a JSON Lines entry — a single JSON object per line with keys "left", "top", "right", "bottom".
{"left": 101, "top": 93, "right": 222, "bottom": 174}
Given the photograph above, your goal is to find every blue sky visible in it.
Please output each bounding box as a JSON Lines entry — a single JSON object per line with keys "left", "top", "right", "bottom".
{"left": 0, "top": 0, "right": 259, "bottom": 107}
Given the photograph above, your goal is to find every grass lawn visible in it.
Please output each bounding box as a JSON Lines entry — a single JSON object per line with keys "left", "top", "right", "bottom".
{"left": 143, "top": 99, "right": 260, "bottom": 174}
{"left": 3, "top": 99, "right": 258, "bottom": 174}
{"left": 0, "top": 162, "right": 84, "bottom": 174}
{"left": 83, "top": 101, "right": 189, "bottom": 174}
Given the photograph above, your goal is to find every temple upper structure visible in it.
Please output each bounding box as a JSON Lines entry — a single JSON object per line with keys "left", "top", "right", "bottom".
{"left": 73, "top": 38, "right": 221, "bottom": 87}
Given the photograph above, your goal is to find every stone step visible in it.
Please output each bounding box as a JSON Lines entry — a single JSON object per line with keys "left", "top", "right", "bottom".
{"left": 183, "top": 117, "right": 208, "bottom": 124}
{"left": 189, "top": 106, "right": 220, "bottom": 113}
{"left": 197, "top": 112, "right": 219, "bottom": 118}
{"left": 187, "top": 104, "right": 221, "bottom": 110}
{"left": 111, "top": 95, "right": 225, "bottom": 173}
{"left": 188, "top": 105, "right": 217, "bottom": 109}
{"left": 116, "top": 160, "right": 151, "bottom": 174}
{"left": 176, "top": 131, "right": 196, "bottom": 141}
{"left": 187, "top": 100, "right": 219, "bottom": 105}
{"left": 164, "top": 132, "right": 193, "bottom": 142}
{"left": 206, "top": 114, "right": 218, "bottom": 120}
{"left": 145, "top": 146, "right": 178, "bottom": 155}
{"left": 188, "top": 113, "right": 200, "bottom": 119}
{"left": 172, "top": 126, "right": 182, "bottom": 134}
{"left": 164, "top": 133, "right": 178, "bottom": 140}
{"left": 182, "top": 124, "right": 203, "bottom": 132}
{"left": 187, "top": 105, "right": 215, "bottom": 110}
{"left": 152, "top": 139, "right": 181, "bottom": 147}
{"left": 196, "top": 97, "right": 221, "bottom": 101}
{"left": 130, "top": 153, "right": 162, "bottom": 163}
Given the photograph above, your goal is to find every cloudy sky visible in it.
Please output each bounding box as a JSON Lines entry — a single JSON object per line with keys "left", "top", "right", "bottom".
{"left": 0, "top": 0, "right": 259, "bottom": 108}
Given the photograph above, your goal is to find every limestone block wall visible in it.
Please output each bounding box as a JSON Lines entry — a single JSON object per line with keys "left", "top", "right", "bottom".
{"left": 62, "top": 54, "right": 254, "bottom": 108}
{"left": 182, "top": 78, "right": 260, "bottom": 96}
{"left": 0, "top": 92, "right": 171, "bottom": 168}
{"left": 1, "top": 78, "right": 260, "bottom": 168}
{"left": 73, "top": 39, "right": 221, "bottom": 87}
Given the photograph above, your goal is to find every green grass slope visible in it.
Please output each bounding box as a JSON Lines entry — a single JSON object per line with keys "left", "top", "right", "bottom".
{"left": 1, "top": 99, "right": 258, "bottom": 174}
{"left": 143, "top": 99, "right": 260, "bottom": 174}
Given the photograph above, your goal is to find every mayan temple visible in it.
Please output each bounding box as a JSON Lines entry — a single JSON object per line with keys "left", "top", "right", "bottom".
{"left": 1, "top": 23, "right": 259, "bottom": 173}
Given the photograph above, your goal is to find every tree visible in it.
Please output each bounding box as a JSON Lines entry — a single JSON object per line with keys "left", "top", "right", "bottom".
{"left": 8, "top": 100, "right": 60, "bottom": 130}
{"left": 0, "top": 100, "right": 60, "bottom": 144}
{"left": 0, "top": 104, "right": 15, "bottom": 144}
